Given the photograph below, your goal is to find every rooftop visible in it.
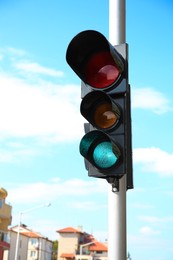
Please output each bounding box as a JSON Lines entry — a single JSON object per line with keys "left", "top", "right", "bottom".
{"left": 57, "top": 226, "right": 82, "bottom": 234}
{"left": 22, "top": 231, "right": 42, "bottom": 238}
{"left": 60, "top": 253, "right": 75, "bottom": 259}
{"left": 89, "top": 241, "right": 107, "bottom": 251}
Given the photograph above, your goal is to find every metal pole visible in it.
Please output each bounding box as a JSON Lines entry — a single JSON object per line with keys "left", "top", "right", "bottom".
{"left": 14, "top": 212, "right": 22, "bottom": 260}
{"left": 108, "top": 1, "right": 127, "bottom": 260}
{"left": 109, "top": 0, "right": 125, "bottom": 44}
{"left": 80, "top": 241, "right": 95, "bottom": 260}
{"left": 108, "top": 177, "right": 126, "bottom": 260}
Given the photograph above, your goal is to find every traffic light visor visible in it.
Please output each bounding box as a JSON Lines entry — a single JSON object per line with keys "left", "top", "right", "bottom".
{"left": 66, "top": 30, "right": 124, "bottom": 90}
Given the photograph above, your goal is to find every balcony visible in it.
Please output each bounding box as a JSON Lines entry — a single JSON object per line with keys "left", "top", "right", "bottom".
{"left": 0, "top": 203, "right": 12, "bottom": 231}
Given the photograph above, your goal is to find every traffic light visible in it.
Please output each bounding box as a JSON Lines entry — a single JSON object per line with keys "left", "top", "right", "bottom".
{"left": 66, "top": 30, "right": 133, "bottom": 189}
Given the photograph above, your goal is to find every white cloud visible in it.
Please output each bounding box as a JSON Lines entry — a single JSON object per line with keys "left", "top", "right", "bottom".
{"left": 132, "top": 87, "right": 171, "bottom": 114}
{"left": 0, "top": 47, "right": 86, "bottom": 163}
{"left": 0, "top": 74, "right": 83, "bottom": 142}
{"left": 6, "top": 178, "right": 108, "bottom": 205}
{"left": 166, "top": 191, "right": 173, "bottom": 196}
{"left": 131, "top": 203, "right": 153, "bottom": 209}
{"left": 139, "top": 226, "right": 160, "bottom": 236}
{"left": 128, "top": 234, "right": 172, "bottom": 248}
{"left": 133, "top": 147, "right": 173, "bottom": 176}
{"left": 32, "top": 219, "right": 59, "bottom": 240}
{"left": 139, "top": 215, "right": 173, "bottom": 223}
{"left": 7, "top": 47, "right": 26, "bottom": 57}
{"left": 0, "top": 54, "right": 3, "bottom": 61}
{"left": 15, "top": 62, "right": 64, "bottom": 77}
{"left": 0, "top": 148, "right": 38, "bottom": 163}
{"left": 70, "top": 201, "right": 107, "bottom": 211}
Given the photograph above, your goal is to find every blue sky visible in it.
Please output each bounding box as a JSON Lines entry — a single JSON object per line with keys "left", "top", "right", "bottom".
{"left": 0, "top": 0, "right": 173, "bottom": 259}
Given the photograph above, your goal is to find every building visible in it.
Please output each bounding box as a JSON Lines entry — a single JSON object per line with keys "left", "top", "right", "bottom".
{"left": 7, "top": 224, "right": 53, "bottom": 260}
{"left": 57, "top": 226, "right": 107, "bottom": 260}
{"left": 0, "top": 187, "right": 12, "bottom": 259}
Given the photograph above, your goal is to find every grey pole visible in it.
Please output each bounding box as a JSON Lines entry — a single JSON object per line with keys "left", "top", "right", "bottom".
{"left": 108, "top": 1, "right": 127, "bottom": 260}
{"left": 109, "top": 0, "right": 125, "bottom": 44}
{"left": 14, "top": 212, "right": 22, "bottom": 260}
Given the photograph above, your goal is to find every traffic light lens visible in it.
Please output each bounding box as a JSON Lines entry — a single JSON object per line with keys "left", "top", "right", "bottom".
{"left": 93, "top": 141, "right": 118, "bottom": 169}
{"left": 85, "top": 51, "right": 120, "bottom": 89}
{"left": 94, "top": 103, "right": 118, "bottom": 129}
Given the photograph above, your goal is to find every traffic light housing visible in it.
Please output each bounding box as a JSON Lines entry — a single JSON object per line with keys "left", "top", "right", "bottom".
{"left": 66, "top": 30, "right": 133, "bottom": 189}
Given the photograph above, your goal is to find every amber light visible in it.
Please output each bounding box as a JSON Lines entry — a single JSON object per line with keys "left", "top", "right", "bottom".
{"left": 93, "top": 103, "right": 119, "bottom": 129}
{"left": 85, "top": 51, "right": 120, "bottom": 89}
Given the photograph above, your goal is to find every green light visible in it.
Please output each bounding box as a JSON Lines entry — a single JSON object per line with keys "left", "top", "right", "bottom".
{"left": 80, "top": 130, "right": 120, "bottom": 171}
{"left": 93, "top": 141, "right": 118, "bottom": 169}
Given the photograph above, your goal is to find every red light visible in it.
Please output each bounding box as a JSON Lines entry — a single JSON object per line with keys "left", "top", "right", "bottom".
{"left": 85, "top": 51, "right": 120, "bottom": 89}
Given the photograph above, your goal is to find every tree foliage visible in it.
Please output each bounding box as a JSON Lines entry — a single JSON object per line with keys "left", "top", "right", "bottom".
{"left": 52, "top": 240, "right": 58, "bottom": 260}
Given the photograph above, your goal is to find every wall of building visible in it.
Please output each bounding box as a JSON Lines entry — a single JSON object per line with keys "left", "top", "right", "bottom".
{"left": 8, "top": 231, "right": 28, "bottom": 260}
{"left": 27, "top": 237, "right": 52, "bottom": 260}
{"left": 44, "top": 239, "right": 53, "bottom": 260}
{"left": 27, "top": 237, "right": 39, "bottom": 260}
{"left": 7, "top": 229, "right": 53, "bottom": 260}
{"left": 58, "top": 233, "right": 80, "bottom": 260}
{"left": 0, "top": 203, "right": 11, "bottom": 231}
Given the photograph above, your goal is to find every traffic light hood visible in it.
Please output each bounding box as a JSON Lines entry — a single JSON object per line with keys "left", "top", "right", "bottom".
{"left": 66, "top": 30, "right": 124, "bottom": 90}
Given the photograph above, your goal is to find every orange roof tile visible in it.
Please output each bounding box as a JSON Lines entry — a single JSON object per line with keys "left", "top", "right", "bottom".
{"left": 21, "top": 231, "right": 42, "bottom": 238}
{"left": 60, "top": 253, "right": 75, "bottom": 258}
{"left": 57, "top": 227, "right": 82, "bottom": 234}
{"left": 89, "top": 241, "right": 108, "bottom": 251}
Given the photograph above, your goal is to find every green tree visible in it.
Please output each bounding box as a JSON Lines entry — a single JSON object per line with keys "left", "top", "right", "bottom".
{"left": 52, "top": 240, "right": 58, "bottom": 260}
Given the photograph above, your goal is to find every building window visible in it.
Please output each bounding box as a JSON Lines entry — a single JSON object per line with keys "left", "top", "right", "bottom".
{"left": 0, "top": 232, "right": 4, "bottom": 241}
{"left": 0, "top": 199, "right": 4, "bottom": 208}
{"left": 30, "top": 251, "right": 36, "bottom": 257}
{"left": 31, "top": 238, "right": 38, "bottom": 245}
